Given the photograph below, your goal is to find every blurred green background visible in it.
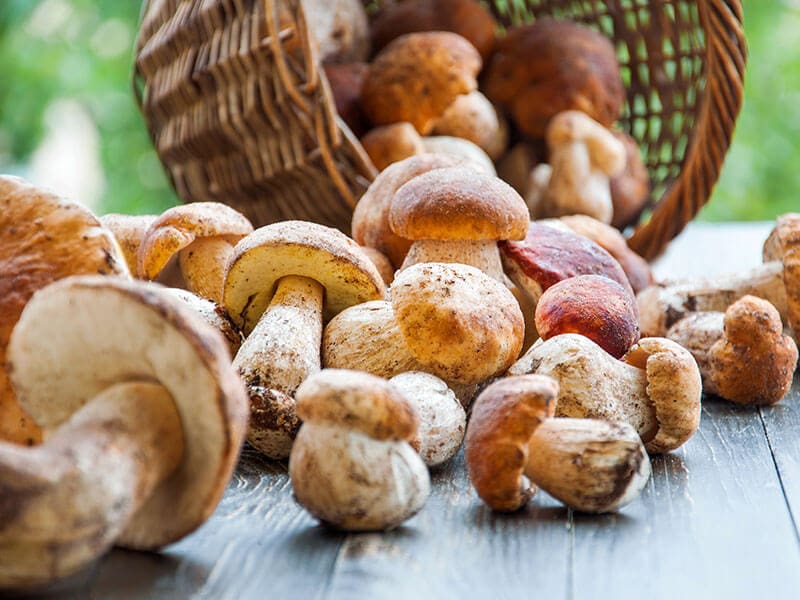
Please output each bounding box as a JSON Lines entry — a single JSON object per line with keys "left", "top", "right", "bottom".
{"left": 0, "top": 0, "right": 797, "bottom": 220}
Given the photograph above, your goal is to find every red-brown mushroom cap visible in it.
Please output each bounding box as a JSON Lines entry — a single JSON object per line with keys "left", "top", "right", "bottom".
{"left": 465, "top": 375, "right": 558, "bottom": 511}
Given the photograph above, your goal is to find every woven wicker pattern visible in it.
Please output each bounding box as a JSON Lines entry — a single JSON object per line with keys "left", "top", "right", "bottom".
{"left": 134, "top": 0, "right": 745, "bottom": 259}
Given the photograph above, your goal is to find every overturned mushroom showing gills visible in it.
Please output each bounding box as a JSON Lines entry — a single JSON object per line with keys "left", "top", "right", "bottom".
{"left": 666, "top": 296, "right": 797, "bottom": 405}
{"left": 224, "top": 221, "right": 385, "bottom": 459}
{"left": 0, "top": 176, "right": 129, "bottom": 446}
{"left": 509, "top": 334, "right": 701, "bottom": 454}
{"left": 289, "top": 369, "right": 430, "bottom": 531}
{"left": 0, "top": 276, "right": 248, "bottom": 588}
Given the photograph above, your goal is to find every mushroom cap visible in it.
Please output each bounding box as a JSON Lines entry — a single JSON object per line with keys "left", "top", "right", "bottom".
{"left": 0, "top": 176, "right": 129, "bottom": 445}
{"left": 390, "top": 262, "right": 524, "bottom": 384}
{"left": 6, "top": 275, "right": 249, "bottom": 549}
{"left": 352, "top": 153, "right": 466, "bottom": 267}
{"left": 484, "top": 19, "right": 624, "bottom": 138}
{"left": 432, "top": 91, "right": 509, "bottom": 160}
{"left": 361, "top": 31, "right": 481, "bottom": 134}
{"left": 99, "top": 213, "right": 158, "bottom": 278}
{"left": 421, "top": 136, "right": 497, "bottom": 175}
{"left": 535, "top": 274, "right": 640, "bottom": 359}
{"left": 763, "top": 213, "right": 800, "bottom": 333}
{"left": 763, "top": 213, "right": 800, "bottom": 263}
{"left": 361, "top": 122, "right": 425, "bottom": 172}
{"left": 623, "top": 337, "right": 702, "bottom": 454}
{"left": 390, "top": 167, "right": 529, "bottom": 241}
{"left": 709, "top": 296, "right": 798, "bottom": 405}
{"left": 324, "top": 62, "right": 370, "bottom": 137}
{"left": 224, "top": 221, "right": 385, "bottom": 333}
{"left": 295, "top": 369, "right": 418, "bottom": 441}
{"left": 138, "top": 202, "right": 253, "bottom": 281}
{"left": 465, "top": 374, "right": 558, "bottom": 511}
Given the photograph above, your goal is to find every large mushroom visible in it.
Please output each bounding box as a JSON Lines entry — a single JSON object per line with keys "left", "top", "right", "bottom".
{"left": 223, "top": 221, "right": 385, "bottom": 459}
{"left": 0, "top": 275, "right": 248, "bottom": 588}
{"left": 0, "top": 176, "right": 129, "bottom": 446}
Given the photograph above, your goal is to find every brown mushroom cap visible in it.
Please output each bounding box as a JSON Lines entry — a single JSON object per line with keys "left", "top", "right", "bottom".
{"left": 224, "top": 221, "right": 385, "bottom": 333}
{"left": 99, "top": 213, "right": 157, "bottom": 278}
{"left": 7, "top": 275, "right": 249, "bottom": 549}
{"left": 0, "top": 176, "right": 129, "bottom": 446}
{"left": 465, "top": 375, "right": 558, "bottom": 511}
{"left": 390, "top": 262, "right": 524, "bottom": 384}
{"left": 390, "top": 167, "right": 529, "bottom": 241}
{"left": 432, "top": 91, "right": 509, "bottom": 160}
{"left": 484, "top": 19, "right": 624, "bottom": 138}
{"left": 763, "top": 213, "right": 800, "bottom": 263}
{"left": 361, "top": 31, "right": 481, "bottom": 134}
{"left": 295, "top": 369, "right": 418, "bottom": 441}
{"left": 535, "top": 274, "right": 640, "bottom": 359}
{"left": 138, "top": 202, "right": 253, "bottom": 281}
{"left": 762, "top": 213, "right": 800, "bottom": 333}
{"left": 609, "top": 131, "right": 650, "bottom": 230}
{"left": 323, "top": 62, "right": 370, "bottom": 137}
{"left": 352, "top": 153, "right": 465, "bottom": 267}
{"left": 361, "top": 122, "right": 425, "bottom": 171}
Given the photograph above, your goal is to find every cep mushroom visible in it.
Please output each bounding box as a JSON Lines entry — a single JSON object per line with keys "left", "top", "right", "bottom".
{"left": 509, "top": 334, "right": 702, "bottom": 453}
{"left": 138, "top": 202, "right": 253, "bottom": 303}
{"left": 361, "top": 122, "right": 425, "bottom": 171}
{"left": 163, "top": 288, "right": 243, "bottom": 356}
{"left": 465, "top": 375, "right": 651, "bottom": 513}
{"left": 0, "top": 275, "right": 248, "bottom": 588}
{"left": 431, "top": 91, "right": 509, "bottom": 160}
{"left": 223, "top": 221, "right": 385, "bottom": 459}
{"left": 527, "top": 111, "right": 626, "bottom": 224}
{"left": 0, "top": 176, "right": 129, "bottom": 446}
{"left": 390, "top": 166, "right": 530, "bottom": 281}
{"left": 420, "top": 136, "right": 497, "bottom": 175}
{"left": 609, "top": 130, "right": 651, "bottom": 229}
{"left": 666, "top": 296, "right": 798, "bottom": 405}
{"left": 289, "top": 369, "right": 430, "bottom": 531}
{"left": 99, "top": 213, "right": 156, "bottom": 277}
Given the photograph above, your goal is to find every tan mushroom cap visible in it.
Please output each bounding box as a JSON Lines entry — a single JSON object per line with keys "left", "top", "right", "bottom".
{"left": 7, "top": 275, "right": 249, "bottom": 549}
{"left": 296, "top": 369, "right": 418, "bottom": 441}
{"left": 361, "top": 122, "right": 425, "bottom": 172}
{"left": 138, "top": 202, "right": 253, "bottom": 281}
{"left": 763, "top": 212, "right": 800, "bottom": 333}
{"left": 465, "top": 375, "right": 558, "bottom": 512}
{"left": 623, "top": 337, "right": 702, "bottom": 454}
{"left": 390, "top": 263, "right": 524, "bottom": 384}
{"left": 361, "top": 31, "right": 482, "bottom": 134}
{"left": 99, "top": 213, "right": 157, "bottom": 277}
{"left": 224, "top": 221, "right": 385, "bottom": 333}
{"left": 390, "top": 167, "right": 529, "bottom": 241}
{"left": 0, "top": 176, "right": 129, "bottom": 446}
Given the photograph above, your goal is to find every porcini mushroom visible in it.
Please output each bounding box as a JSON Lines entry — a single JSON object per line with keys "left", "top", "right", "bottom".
{"left": 324, "top": 62, "right": 370, "bottom": 137}
{"left": 431, "top": 91, "right": 509, "bottom": 160}
{"left": 0, "top": 275, "right": 247, "bottom": 588}
{"left": 163, "top": 288, "right": 243, "bottom": 356}
{"left": 138, "top": 202, "right": 253, "bottom": 303}
{"left": 421, "top": 136, "right": 496, "bottom": 175}
{"left": 509, "top": 334, "right": 702, "bottom": 453}
{"left": 361, "top": 122, "right": 425, "bottom": 171}
{"left": 223, "top": 221, "right": 385, "bottom": 459}
{"left": 289, "top": 369, "right": 429, "bottom": 531}
{"left": 465, "top": 375, "right": 650, "bottom": 513}
{"left": 0, "top": 176, "right": 129, "bottom": 446}
{"left": 390, "top": 167, "right": 530, "bottom": 281}
{"left": 609, "top": 130, "right": 651, "bottom": 229}
{"left": 666, "top": 296, "right": 798, "bottom": 405}
{"left": 99, "top": 213, "right": 156, "bottom": 277}
{"left": 389, "top": 372, "right": 466, "bottom": 466}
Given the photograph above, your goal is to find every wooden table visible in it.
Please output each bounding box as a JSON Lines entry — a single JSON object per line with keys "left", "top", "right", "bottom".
{"left": 20, "top": 222, "right": 800, "bottom": 600}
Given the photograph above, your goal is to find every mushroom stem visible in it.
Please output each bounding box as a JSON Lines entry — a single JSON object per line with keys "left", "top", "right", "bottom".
{"left": 233, "top": 275, "right": 324, "bottom": 459}
{"left": 178, "top": 237, "right": 235, "bottom": 303}
{"left": 400, "top": 239, "right": 505, "bottom": 281}
{"left": 0, "top": 382, "right": 183, "bottom": 587}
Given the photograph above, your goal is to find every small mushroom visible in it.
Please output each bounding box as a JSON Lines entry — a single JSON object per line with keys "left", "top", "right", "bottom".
{"left": 323, "top": 62, "right": 370, "bottom": 137}
{"left": 223, "top": 221, "right": 385, "bottom": 459}
{"left": 360, "top": 31, "right": 481, "bottom": 134}
{"left": 509, "top": 334, "right": 702, "bottom": 453}
{"left": 389, "top": 372, "right": 466, "bottom": 466}
{"left": 528, "top": 111, "right": 626, "bottom": 224}
{"left": 421, "top": 136, "right": 496, "bottom": 175}
{"left": 666, "top": 296, "right": 798, "bottom": 405}
{"left": 0, "top": 275, "right": 247, "bottom": 588}
{"left": 390, "top": 167, "right": 529, "bottom": 281}
{"left": 361, "top": 122, "right": 425, "bottom": 171}
{"left": 0, "top": 176, "right": 129, "bottom": 446}
{"left": 484, "top": 19, "right": 625, "bottom": 138}
{"left": 609, "top": 130, "right": 650, "bottom": 230}
{"left": 763, "top": 213, "right": 800, "bottom": 263}
{"left": 138, "top": 203, "right": 253, "bottom": 303}
{"left": 465, "top": 375, "right": 650, "bottom": 512}
{"left": 535, "top": 274, "right": 640, "bottom": 359}
{"left": 289, "top": 369, "right": 430, "bottom": 531}
{"left": 99, "top": 213, "right": 157, "bottom": 277}
{"left": 431, "top": 91, "right": 509, "bottom": 160}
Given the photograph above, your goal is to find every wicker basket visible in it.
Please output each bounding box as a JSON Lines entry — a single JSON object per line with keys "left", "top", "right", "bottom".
{"left": 133, "top": 0, "right": 746, "bottom": 260}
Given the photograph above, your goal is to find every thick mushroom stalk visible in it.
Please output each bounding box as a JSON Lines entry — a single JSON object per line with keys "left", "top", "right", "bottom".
{"left": 0, "top": 276, "right": 248, "bottom": 589}
{"left": 224, "top": 222, "right": 385, "bottom": 460}
{"left": 666, "top": 296, "right": 798, "bottom": 405}
{"left": 289, "top": 369, "right": 430, "bottom": 531}
{"left": 509, "top": 334, "right": 701, "bottom": 454}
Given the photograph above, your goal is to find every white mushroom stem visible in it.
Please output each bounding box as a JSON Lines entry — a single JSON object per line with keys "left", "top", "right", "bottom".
{"left": 638, "top": 261, "right": 788, "bottom": 336}
{"left": 234, "top": 275, "right": 324, "bottom": 459}
{"left": 400, "top": 240, "right": 505, "bottom": 281}
{"left": 178, "top": 237, "right": 236, "bottom": 303}
{"left": 0, "top": 382, "right": 184, "bottom": 587}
